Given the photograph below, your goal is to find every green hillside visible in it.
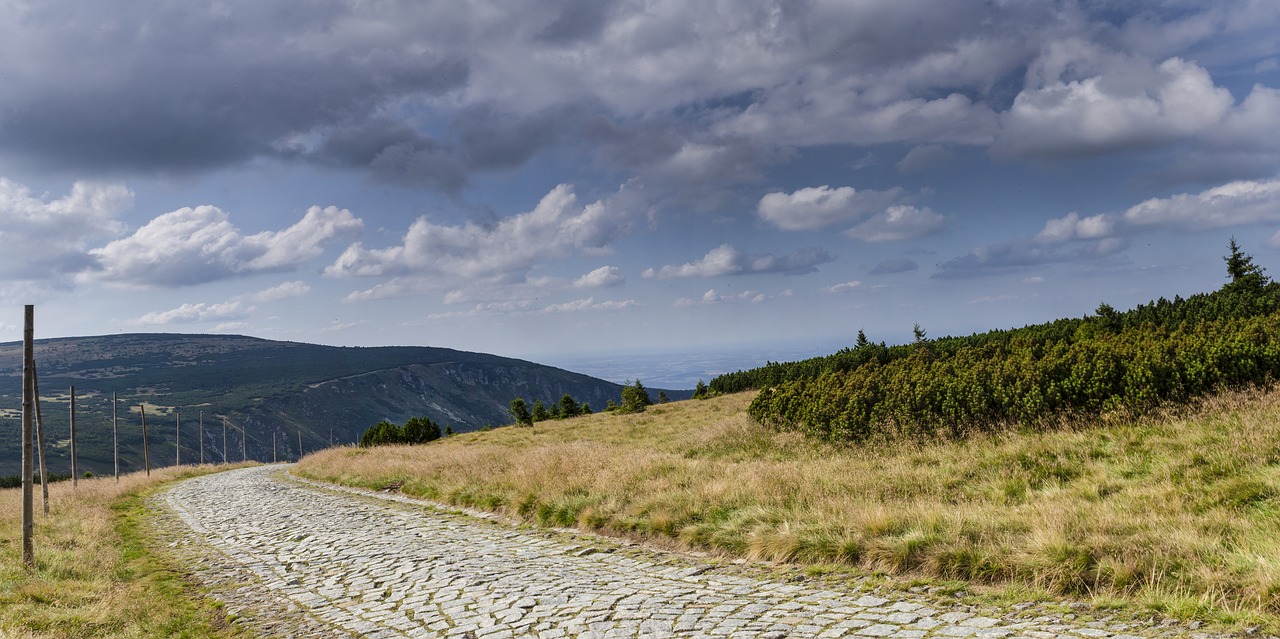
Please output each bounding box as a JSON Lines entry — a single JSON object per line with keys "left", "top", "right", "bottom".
{"left": 0, "top": 334, "right": 685, "bottom": 475}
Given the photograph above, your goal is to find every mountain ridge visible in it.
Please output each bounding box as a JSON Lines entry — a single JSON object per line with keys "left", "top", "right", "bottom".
{"left": 0, "top": 332, "right": 689, "bottom": 475}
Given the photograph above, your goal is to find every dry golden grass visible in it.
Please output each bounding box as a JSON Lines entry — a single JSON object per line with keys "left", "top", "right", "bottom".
{"left": 299, "top": 387, "right": 1280, "bottom": 628}
{"left": 0, "top": 465, "right": 248, "bottom": 638}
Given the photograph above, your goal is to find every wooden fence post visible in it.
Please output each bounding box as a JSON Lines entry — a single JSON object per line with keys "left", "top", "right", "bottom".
{"left": 240, "top": 423, "right": 246, "bottom": 462}
{"left": 21, "top": 304, "right": 34, "bottom": 567}
{"left": 272, "top": 430, "right": 277, "bottom": 463}
{"left": 222, "top": 416, "right": 227, "bottom": 464}
{"left": 175, "top": 409, "right": 180, "bottom": 467}
{"left": 32, "top": 361, "right": 48, "bottom": 514}
{"left": 298, "top": 430, "right": 302, "bottom": 460}
{"left": 199, "top": 412, "right": 204, "bottom": 465}
{"left": 70, "top": 386, "right": 77, "bottom": 489}
{"left": 140, "top": 404, "right": 150, "bottom": 476}
{"left": 113, "top": 392, "right": 119, "bottom": 483}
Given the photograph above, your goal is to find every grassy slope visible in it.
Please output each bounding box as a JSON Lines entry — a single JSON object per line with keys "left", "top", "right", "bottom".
{"left": 0, "top": 466, "right": 249, "bottom": 638}
{"left": 298, "top": 389, "right": 1280, "bottom": 630}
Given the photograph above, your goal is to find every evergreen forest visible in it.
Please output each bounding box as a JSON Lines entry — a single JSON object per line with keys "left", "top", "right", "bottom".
{"left": 717, "top": 241, "right": 1280, "bottom": 442}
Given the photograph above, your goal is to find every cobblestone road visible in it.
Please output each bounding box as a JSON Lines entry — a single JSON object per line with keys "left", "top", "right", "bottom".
{"left": 161, "top": 466, "right": 1217, "bottom": 639}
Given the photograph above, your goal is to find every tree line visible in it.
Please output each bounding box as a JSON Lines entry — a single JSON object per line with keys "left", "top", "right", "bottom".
{"left": 732, "top": 240, "right": 1280, "bottom": 442}
{"left": 358, "top": 415, "right": 450, "bottom": 447}
{"left": 508, "top": 380, "right": 665, "bottom": 426}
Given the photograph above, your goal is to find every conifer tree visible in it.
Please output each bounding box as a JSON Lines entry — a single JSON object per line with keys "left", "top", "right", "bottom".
{"left": 508, "top": 398, "right": 533, "bottom": 426}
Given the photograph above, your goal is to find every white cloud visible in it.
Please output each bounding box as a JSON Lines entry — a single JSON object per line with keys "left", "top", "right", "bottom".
{"left": 642, "top": 244, "right": 832, "bottom": 279}
{"left": 677, "top": 288, "right": 769, "bottom": 306}
{"left": 1121, "top": 178, "right": 1280, "bottom": 230}
{"left": 134, "top": 301, "right": 251, "bottom": 325}
{"left": 1035, "top": 212, "right": 1116, "bottom": 242}
{"left": 573, "top": 265, "right": 625, "bottom": 288}
{"left": 846, "top": 205, "right": 946, "bottom": 242}
{"left": 757, "top": 185, "right": 902, "bottom": 231}
{"left": 428, "top": 296, "right": 637, "bottom": 318}
{"left": 88, "top": 205, "right": 362, "bottom": 287}
{"left": 996, "top": 54, "right": 1234, "bottom": 158}
{"left": 822, "top": 281, "right": 863, "bottom": 294}
{"left": 331, "top": 183, "right": 634, "bottom": 299}
{"left": 541, "top": 297, "right": 640, "bottom": 313}
{"left": 0, "top": 178, "right": 131, "bottom": 280}
{"left": 243, "top": 280, "right": 312, "bottom": 302}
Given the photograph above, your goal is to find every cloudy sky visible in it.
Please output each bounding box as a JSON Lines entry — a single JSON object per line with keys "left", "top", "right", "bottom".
{"left": 2, "top": 1, "right": 1279, "bottom": 380}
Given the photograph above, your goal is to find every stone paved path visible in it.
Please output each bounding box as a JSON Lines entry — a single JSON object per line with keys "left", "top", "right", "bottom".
{"left": 161, "top": 466, "right": 1215, "bottom": 639}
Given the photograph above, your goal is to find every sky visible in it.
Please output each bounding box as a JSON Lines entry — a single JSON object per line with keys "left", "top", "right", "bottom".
{"left": 1, "top": 1, "right": 1279, "bottom": 385}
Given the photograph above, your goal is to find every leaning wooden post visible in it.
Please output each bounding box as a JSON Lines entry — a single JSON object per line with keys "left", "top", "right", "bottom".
{"left": 112, "top": 392, "right": 119, "bottom": 483}
{"left": 221, "top": 416, "right": 227, "bottom": 464}
{"left": 298, "top": 430, "right": 303, "bottom": 460}
{"left": 21, "top": 304, "right": 34, "bottom": 567}
{"left": 199, "top": 412, "right": 204, "bottom": 465}
{"left": 70, "top": 385, "right": 77, "bottom": 489}
{"left": 140, "top": 404, "right": 151, "bottom": 476}
{"left": 175, "top": 409, "right": 180, "bottom": 467}
{"left": 32, "top": 360, "right": 48, "bottom": 515}
{"left": 240, "top": 423, "right": 246, "bottom": 462}
{"left": 272, "top": 430, "right": 277, "bottom": 463}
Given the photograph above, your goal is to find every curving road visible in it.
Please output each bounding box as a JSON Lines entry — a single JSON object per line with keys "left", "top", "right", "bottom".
{"left": 160, "top": 465, "right": 1197, "bottom": 638}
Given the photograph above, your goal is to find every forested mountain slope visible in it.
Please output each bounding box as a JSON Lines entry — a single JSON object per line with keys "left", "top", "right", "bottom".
{"left": 0, "top": 333, "right": 682, "bottom": 474}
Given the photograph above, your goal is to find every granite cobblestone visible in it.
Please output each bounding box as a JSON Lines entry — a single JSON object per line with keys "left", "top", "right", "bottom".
{"left": 160, "top": 466, "right": 1234, "bottom": 639}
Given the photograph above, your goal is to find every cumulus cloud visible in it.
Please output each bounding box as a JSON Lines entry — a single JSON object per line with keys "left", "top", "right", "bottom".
{"left": 331, "top": 183, "right": 634, "bottom": 299}
{"left": 846, "top": 205, "right": 946, "bottom": 242}
{"left": 642, "top": 244, "right": 832, "bottom": 279}
{"left": 933, "top": 237, "right": 1128, "bottom": 279}
{"left": 938, "top": 176, "right": 1280, "bottom": 279}
{"left": 134, "top": 301, "right": 251, "bottom": 325}
{"left": 87, "top": 205, "right": 362, "bottom": 287}
{"left": 573, "top": 265, "right": 625, "bottom": 288}
{"left": 996, "top": 51, "right": 1234, "bottom": 158}
{"left": 758, "top": 186, "right": 945, "bottom": 241}
{"left": 757, "top": 185, "right": 903, "bottom": 231}
{"left": 1121, "top": 178, "right": 1280, "bottom": 230}
{"left": 0, "top": 178, "right": 132, "bottom": 281}
{"left": 676, "top": 288, "right": 771, "bottom": 307}
{"left": 243, "top": 281, "right": 312, "bottom": 303}
{"left": 1034, "top": 212, "right": 1116, "bottom": 242}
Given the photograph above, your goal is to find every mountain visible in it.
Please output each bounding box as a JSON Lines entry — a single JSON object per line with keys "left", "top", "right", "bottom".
{"left": 0, "top": 333, "right": 688, "bottom": 475}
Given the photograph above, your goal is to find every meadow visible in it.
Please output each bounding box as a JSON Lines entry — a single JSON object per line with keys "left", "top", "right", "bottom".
{"left": 298, "top": 387, "right": 1280, "bottom": 631}
{"left": 0, "top": 466, "right": 249, "bottom": 638}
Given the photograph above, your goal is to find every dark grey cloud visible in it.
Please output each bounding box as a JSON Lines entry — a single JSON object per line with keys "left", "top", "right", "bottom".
{"left": 536, "top": 0, "right": 619, "bottom": 46}
{"left": 869, "top": 257, "right": 919, "bottom": 275}
{"left": 1, "top": 0, "right": 1275, "bottom": 196}
{"left": 452, "top": 105, "right": 569, "bottom": 171}
{"left": 0, "top": 2, "right": 470, "bottom": 175}
{"left": 932, "top": 238, "right": 1129, "bottom": 279}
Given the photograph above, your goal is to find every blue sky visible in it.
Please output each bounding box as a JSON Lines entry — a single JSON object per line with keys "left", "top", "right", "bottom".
{"left": 1, "top": 1, "right": 1279, "bottom": 383}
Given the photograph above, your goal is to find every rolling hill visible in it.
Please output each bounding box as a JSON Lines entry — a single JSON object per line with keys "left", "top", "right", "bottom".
{"left": 0, "top": 333, "right": 686, "bottom": 475}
